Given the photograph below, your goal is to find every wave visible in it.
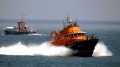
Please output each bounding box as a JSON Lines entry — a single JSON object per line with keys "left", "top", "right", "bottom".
{"left": 92, "top": 42, "right": 113, "bottom": 57}
{"left": 0, "top": 42, "right": 73, "bottom": 56}
{"left": 28, "top": 33, "right": 48, "bottom": 36}
{"left": 2, "top": 34, "right": 4, "bottom": 35}
{"left": 1, "top": 33, "right": 48, "bottom": 36}
{"left": 0, "top": 41, "right": 113, "bottom": 57}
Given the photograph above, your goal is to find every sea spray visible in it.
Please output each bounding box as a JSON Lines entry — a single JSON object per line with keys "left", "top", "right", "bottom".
{"left": 92, "top": 41, "right": 113, "bottom": 57}
{"left": 28, "top": 33, "right": 48, "bottom": 36}
{"left": 0, "top": 41, "right": 113, "bottom": 57}
{"left": 0, "top": 42, "right": 73, "bottom": 56}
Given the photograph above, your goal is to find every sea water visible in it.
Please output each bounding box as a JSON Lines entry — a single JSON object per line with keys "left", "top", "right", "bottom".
{"left": 0, "top": 19, "right": 120, "bottom": 67}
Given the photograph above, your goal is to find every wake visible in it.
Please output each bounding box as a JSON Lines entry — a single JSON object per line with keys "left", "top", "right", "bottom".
{"left": 92, "top": 42, "right": 113, "bottom": 57}
{"left": 0, "top": 42, "right": 73, "bottom": 56}
{"left": 0, "top": 41, "right": 113, "bottom": 57}
{"left": 28, "top": 33, "right": 48, "bottom": 36}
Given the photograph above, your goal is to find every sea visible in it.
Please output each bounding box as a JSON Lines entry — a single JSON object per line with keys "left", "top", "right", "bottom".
{"left": 0, "top": 19, "right": 120, "bottom": 67}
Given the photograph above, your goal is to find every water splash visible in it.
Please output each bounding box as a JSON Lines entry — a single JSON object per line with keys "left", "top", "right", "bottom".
{"left": 0, "top": 42, "right": 73, "bottom": 56}
{"left": 28, "top": 34, "right": 48, "bottom": 36}
{"left": 0, "top": 41, "right": 113, "bottom": 57}
{"left": 92, "top": 42, "right": 113, "bottom": 57}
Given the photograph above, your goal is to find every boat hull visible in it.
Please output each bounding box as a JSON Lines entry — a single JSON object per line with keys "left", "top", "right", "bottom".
{"left": 65, "top": 39, "right": 99, "bottom": 57}
{"left": 4, "top": 30, "right": 36, "bottom": 35}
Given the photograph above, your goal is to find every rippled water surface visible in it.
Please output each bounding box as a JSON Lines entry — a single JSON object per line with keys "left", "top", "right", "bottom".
{"left": 0, "top": 20, "right": 120, "bottom": 67}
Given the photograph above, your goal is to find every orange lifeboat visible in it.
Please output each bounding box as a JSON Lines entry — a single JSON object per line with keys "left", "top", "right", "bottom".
{"left": 49, "top": 14, "right": 99, "bottom": 57}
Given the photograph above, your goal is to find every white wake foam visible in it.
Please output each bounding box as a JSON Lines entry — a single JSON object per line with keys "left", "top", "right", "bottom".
{"left": 92, "top": 42, "right": 113, "bottom": 57}
{"left": 0, "top": 42, "right": 73, "bottom": 56}
{"left": 28, "top": 34, "right": 48, "bottom": 36}
{"left": 0, "top": 41, "right": 113, "bottom": 57}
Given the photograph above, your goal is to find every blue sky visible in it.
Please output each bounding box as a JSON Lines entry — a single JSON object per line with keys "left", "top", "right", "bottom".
{"left": 0, "top": 0, "right": 120, "bottom": 21}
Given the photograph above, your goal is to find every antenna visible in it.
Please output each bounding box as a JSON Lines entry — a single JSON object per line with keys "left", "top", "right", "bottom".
{"left": 63, "top": 19, "right": 65, "bottom": 28}
{"left": 21, "top": 12, "right": 26, "bottom": 20}
{"left": 21, "top": 12, "right": 24, "bottom": 20}
{"left": 67, "top": 13, "right": 68, "bottom": 18}
{"left": 76, "top": 17, "right": 77, "bottom": 22}
{"left": 76, "top": 17, "right": 77, "bottom": 25}
{"left": 67, "top": 13, "right": 69, "bottom": 21}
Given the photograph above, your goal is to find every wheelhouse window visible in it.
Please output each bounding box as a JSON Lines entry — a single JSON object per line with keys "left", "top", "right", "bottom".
{"left": 78, "top": 33, "right": 81, "bottom": 36}
{"left": 65, "top": 33, "right": 85, "bottom": 38}
{"left": 78, "top": 33, "right": 85, "bottom": 36}
{"left": 74, "top": 33, "right": 77, "bottom": 36}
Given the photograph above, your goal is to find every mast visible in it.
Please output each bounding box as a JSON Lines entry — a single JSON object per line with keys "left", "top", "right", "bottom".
{"left": 21, "top": 12, "right": 24, "bottom": 20}
{"left": 67, "top": 13, "right": 70, "bottom": 22}
{"left": 76, "top": 17, "right": 77, "bottom": 23}
{"left": 21, "top": 12, "right": 26, "bottom": 21}
{"left": 63, "top": 19, "right": 65, "bottom": 29}
{"left": 75, "top": 17, "right": 77, "bottom": 25}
